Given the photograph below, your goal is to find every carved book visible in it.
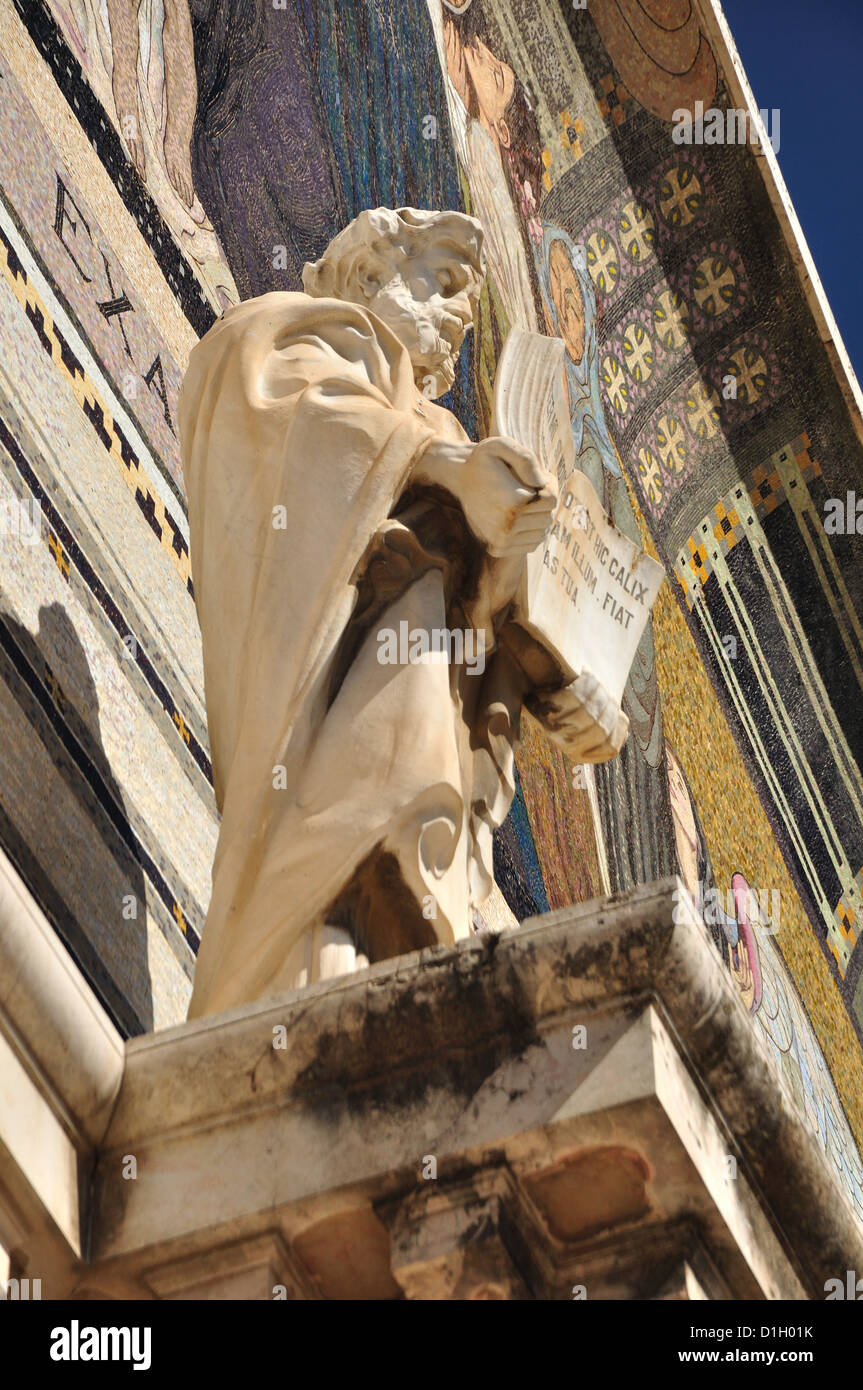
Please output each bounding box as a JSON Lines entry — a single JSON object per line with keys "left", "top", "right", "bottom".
{"left": 492, "top": 327, "right": 664, "bottom": 703}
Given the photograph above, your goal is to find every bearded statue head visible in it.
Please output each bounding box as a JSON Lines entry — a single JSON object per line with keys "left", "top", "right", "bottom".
{"left": 303, "top": 206, "right": 485, "bottom": 397}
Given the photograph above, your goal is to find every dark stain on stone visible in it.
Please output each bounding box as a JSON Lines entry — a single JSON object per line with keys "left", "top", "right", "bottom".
{"left": 292, "top": 943, "right": 545, "bottom": 1122}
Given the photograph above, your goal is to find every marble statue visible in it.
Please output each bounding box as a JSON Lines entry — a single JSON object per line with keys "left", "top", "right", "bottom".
{"left": 179, "top": 206, "right": 629, "bottom": 1019}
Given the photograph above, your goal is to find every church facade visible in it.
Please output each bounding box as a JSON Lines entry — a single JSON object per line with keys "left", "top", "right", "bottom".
{"left": 0, "top": 0, "right": 861, "bottom": 1300}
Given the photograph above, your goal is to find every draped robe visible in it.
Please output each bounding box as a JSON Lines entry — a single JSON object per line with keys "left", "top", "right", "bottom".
{"left": 180, "top": 292, "right": 522, "bottom": 1018}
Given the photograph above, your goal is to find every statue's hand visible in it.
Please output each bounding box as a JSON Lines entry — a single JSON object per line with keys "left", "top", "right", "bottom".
{"left": 457, "top": 436, "right": 557, "bottom": 559}
{"left": 411, "top": 434, "right": 556, "bottom": 558}
{"left": 528, "top": 669, "right": 629, "bottom": 763}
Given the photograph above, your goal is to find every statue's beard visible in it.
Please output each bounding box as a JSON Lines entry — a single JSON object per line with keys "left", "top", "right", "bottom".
{"left": 368, "top": 280, "right": 465, "bottom": 397}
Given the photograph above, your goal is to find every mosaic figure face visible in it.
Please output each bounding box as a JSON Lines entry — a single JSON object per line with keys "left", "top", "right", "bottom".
{"left": 443, "top": 18, "right": 515, "bottom": 149}
{"left": 548, "top": 239, "right": 587, "bottom": 365}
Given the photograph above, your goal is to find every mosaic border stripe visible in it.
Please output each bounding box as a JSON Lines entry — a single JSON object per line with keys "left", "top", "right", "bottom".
{"left": 673, "top": 434, "right": 863, "bottom": 981}
{"left": 674, "top": 433, "right": 822, "bottom": 598}
{"left": 0, "top": 792, "right": 148, "bottom": 1035}
{"left": 0, "top": 609, "right": 202, "bottom": 953}
{"left": 10, "top": 0, "right": 217, "bottom": 338}
{"left": 0, "top": 413, "right": 213, "bottom": 788}
{"left": 0, "top": 223, "right": 195, "bottom": 595}
{"left": 0, "top": 177, "right": 185, "bottom": 513}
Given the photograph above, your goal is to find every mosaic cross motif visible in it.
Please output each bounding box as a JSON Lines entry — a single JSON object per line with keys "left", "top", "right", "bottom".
{"left": 47, "top": 532, "right": 70, "bottom": 579}
{"left": 601, "top": 352, "right": 629, "bottom": 415}
{"left": 656, "top": 413, "right": 686, "bottom": 474}
{"left": 622, "top": 321, "right": 654, "bottom": 383}
{"left": 726, "top": 344, "right": 769, "bottom": 406}
{"left": 685, "top": 381, "right": 721, "bottom": 441}
{"left": 658, "top": 166, "right": 704, "bottom": 229}
{"left": 618, "top": 200, "right": 656, "bottom": 264}
{"left": 691, "top": 253, "right": 738, "bottom": 318}
{"left": 637, "top": 445, "right": 663, "bottom": 508}
{"left": 652, "top": 288, "right": 691, "bottom": 352}
{"left": 587, "top": 229, "right": 620, "bottom": 295}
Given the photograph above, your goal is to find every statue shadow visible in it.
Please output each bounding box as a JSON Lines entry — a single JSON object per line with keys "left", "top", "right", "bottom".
{"left": 0, "top": 602, "right": 152, "bottom": 1035}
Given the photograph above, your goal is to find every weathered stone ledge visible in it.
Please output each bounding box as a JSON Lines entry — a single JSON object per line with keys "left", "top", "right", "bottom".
{"left": 2, "top": 870, "right": 861, "bottom": 1298}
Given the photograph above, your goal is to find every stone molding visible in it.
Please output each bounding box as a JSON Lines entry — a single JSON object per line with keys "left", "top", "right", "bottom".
{"left": 2, "top": 868, "right": 861, "bottom": 1298}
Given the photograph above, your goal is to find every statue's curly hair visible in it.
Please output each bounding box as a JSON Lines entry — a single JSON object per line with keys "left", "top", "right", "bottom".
{"left": 302, "top": 206, "right": 485, "bottom": 304}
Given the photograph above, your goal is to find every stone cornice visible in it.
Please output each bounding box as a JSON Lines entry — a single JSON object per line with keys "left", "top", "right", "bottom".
{"left": 88, "top": 878, "right": 862, "bottom": 1297}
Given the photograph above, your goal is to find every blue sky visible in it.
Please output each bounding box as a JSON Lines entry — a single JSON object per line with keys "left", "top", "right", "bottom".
{"left": 720, "top": 0, "right": 863, "bottom": 381}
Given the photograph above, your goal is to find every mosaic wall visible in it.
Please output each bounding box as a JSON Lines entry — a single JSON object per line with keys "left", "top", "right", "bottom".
{"left": 423, "top": 0, "right": 863, "bottom": 1212}
{"left": 0, "top": 0, "right": 861, "bottom": 1209}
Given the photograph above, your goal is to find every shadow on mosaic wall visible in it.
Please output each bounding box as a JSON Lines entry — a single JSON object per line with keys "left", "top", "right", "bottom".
{"left": 433, "top": 0, "right": 676, "bottom": 891}
{"left": 433, "top": 0, "right": 863, "bottom": 1036}
{"left": 0, "top": 603, "right": 152, "bottom": 1034}
{"left": 545, "top": 0, "right": 863, "bottom": 1032}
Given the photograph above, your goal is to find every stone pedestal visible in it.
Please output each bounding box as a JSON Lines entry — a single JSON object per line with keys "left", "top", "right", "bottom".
{"left": 1, "top": 857, "right": 861, "bottom": 1299}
